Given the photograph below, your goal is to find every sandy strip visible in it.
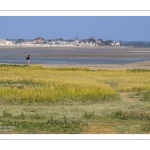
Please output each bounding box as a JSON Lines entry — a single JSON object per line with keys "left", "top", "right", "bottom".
{"left": 38, "top": 61, "right": 150, "bottom": 70}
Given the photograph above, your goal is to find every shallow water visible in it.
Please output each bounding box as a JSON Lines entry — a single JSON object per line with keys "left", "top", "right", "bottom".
{"left": 0, "top": 47, "right": 150, "bottom": 65}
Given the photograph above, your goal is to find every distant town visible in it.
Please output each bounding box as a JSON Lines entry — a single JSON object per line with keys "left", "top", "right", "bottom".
{"left": 1, "top": 37, "right": 150, "bottom": 48}
{"left": 0, "top": 37, "right": 121, "bottom": 47}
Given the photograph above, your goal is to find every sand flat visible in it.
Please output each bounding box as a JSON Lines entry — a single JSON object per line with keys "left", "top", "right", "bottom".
{"left": 39, "top": 61, "right": 150, "bottom": 70}
{"left": 1, "top": 46, "right": 150, "bottom": 69}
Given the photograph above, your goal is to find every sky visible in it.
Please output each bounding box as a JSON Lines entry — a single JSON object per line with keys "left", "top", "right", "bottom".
{"left": 0, "top": 16, "right": 150, "bottom": 41}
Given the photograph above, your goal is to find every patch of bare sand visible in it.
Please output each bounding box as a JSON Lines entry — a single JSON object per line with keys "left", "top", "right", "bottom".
{"left": 81, "top": 122, "right": 120, "bottom": 134}
{"left": 39, "top": 61, "right": 150, "bottom": 70}
{"left": 120, "top": 92, "right": 137, "bottom": 102}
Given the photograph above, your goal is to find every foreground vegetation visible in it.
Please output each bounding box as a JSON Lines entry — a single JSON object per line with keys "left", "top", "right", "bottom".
{"left": 0, "top": 64, "right": 150, "bottom": 133}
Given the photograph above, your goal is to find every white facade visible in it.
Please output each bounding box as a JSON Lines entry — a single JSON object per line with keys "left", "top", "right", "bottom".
{"left": 0, "top": 38, "right": 121, "bottom": 47}
{"left": 0, "top": 39, "right": 15, "bottom": 45}
{"left": 111, "top": 41, "right": 120, "bottom": 46}
{"left": 25, "top": 41, "right": 35, "bottom": 45}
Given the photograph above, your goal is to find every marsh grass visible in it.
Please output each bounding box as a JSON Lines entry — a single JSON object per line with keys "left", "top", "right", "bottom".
{"left": 1, "top": 101, "right": 150, "bottom": 133}
{"left": 0, "top": 111, "right": 88, "bottom": 134}
{"left": 110, "top": 109, "right": 150, "bottom": 120}
{"left": 1, "top": 65, "right": 150, "bottom": 133}
{"left": 1, "top": 65, "right": 150, "bottom": 104}
{"left": 136, "top": 90, "right": 150, "bottom": 101}
{"left": 0, "top": 65, "right": 120, "bottom": 104}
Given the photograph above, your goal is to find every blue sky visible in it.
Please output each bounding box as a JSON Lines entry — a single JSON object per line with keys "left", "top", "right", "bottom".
{"left": 0, "top": 16, "right": 150, "bottom": 41}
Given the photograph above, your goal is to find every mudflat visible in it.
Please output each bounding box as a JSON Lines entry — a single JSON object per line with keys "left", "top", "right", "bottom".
{"left": 0, "top": 46, "right": 150, "bottom": 69}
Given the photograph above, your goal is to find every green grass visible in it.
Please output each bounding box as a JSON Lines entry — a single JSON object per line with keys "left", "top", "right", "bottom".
{"left": 0, "top": 65, "right": 150, "bottom": 133}
{"left": 0, "top": 112, "right": 87, "bottom": 134}
{"left": 136, "top": 90, "right": 150, "bottom": 101}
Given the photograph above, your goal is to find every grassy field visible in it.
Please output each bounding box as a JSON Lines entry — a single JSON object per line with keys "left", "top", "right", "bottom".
{"left": 0, "top": 64, "right": 150, "bottom": 134}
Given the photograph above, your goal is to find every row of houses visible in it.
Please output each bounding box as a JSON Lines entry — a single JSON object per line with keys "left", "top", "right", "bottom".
{"left": 0, "top": 39, "right": 14, "bottom": 45}
{"left": 0, "top": 37, "right": 121, "bottom": 46}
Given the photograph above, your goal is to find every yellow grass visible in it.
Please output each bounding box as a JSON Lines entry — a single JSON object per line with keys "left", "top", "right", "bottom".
{"left": 0, "top": 65, "right": 150, "bottom": 104}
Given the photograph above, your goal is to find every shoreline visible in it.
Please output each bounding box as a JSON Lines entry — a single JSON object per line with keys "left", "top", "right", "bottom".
{"left": 35, "top": 61, "right": 150, "bottom": 70}
{"left": 1, "top": 61, "right": 150, "bottom": 70}
{"left": 0, "top": 45, "right": 133, "bottom": 49}
{"left": 0, "top": 45, "right": 150, "bottom": 51}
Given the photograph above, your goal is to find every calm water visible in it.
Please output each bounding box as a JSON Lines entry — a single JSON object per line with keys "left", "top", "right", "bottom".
{"left": 0, "top": 47, "right": 150, "bottom": 65}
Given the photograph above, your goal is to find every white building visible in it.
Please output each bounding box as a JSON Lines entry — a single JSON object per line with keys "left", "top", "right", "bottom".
{"left": 111, "top": 40, "right": 120, "bottom": 46}
{"left": 0, "top": 39, "right": 15, "bottom": 45}
{"left": 24, "top": 41, "right": 35, "bottom": 45}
